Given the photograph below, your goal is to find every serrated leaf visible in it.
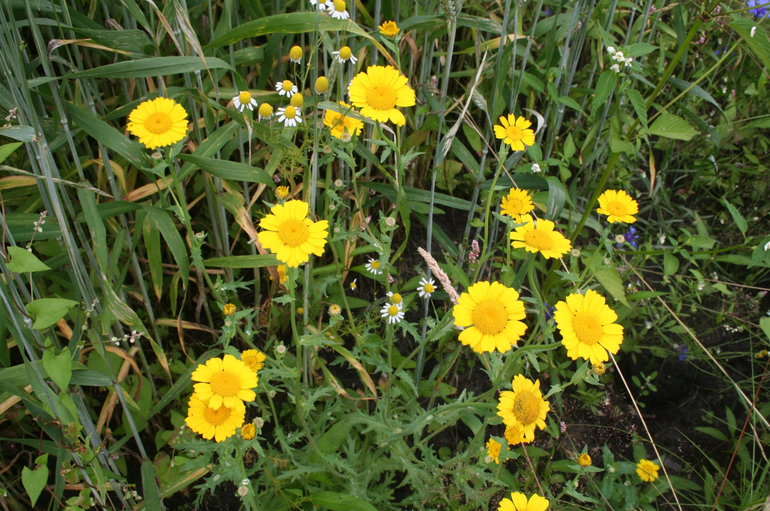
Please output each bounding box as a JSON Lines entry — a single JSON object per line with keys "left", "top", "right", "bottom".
{"left": 21, "top": 455, "right": 48, "bottom": 507}
{"left": 625, "top": 42, "right": 656, "bottom": 57}
{"left": 610, "top": 137, "right": 635, "bottom": 155}
{"left": 690, "top": 235, "right": 716, "bottom": 250}
{"left": 6, "top": 246, "right": 51, "bottom": 273}
{"left": 663, "top": 251, "right": 679, "bottom": 276}
{"left": 593, "top": 267, "right": 628, "bottom": 306}
{"left": 627, "top": 89, "right": 647, "bottom": 126}
{"left": 309, "top": 491, "right": 378, "bottom": 511}
{"left": 729, "top": 19, "right": 770, "bottom": 73}
{"left": 593, "top": 71, "right": 617, "bottom": 109}
{"left": 42, "top": 348, "right": 72, "bottom": 391}
{"left": 558, "top": 95, "right": 586, "bottom": 116}
{"left": 25, "top": 298, "right": 79, "bottom": 330}
{"left": 723, "top": 198, "right": 747, "bottom": 235}
{"left": 648, "top": 112, "right": 698, "bottom": 141}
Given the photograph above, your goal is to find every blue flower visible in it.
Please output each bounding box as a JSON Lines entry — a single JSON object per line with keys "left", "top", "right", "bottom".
{"left": 677, "top": 345, "right": 688, "bottom": 362}
{"left": 748, "top": 0, "right": 769, "bottom": 18}
{"left": 617, "top": 227, "right": 639, "bottom": 249}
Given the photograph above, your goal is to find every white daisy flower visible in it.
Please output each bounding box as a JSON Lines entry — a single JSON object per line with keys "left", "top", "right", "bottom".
{"left": 233, "top": 90, "right": 258, "bottom": 112}
{"left": 258, "top": 103, "right": 274, "bottom": 121}
{"left": 327, "top": 0, "right": 350, "bottom": 19}
{"left": 276, "top": 80, "right": 298, "bottom": 97}
{"left": 381, "top": 303, "right": 404, "bottom": 324}
{"left": 277, "top": 106, "right": 302, "bottom": 127}
{"left": 417, "top": 278, "right": 435, "bottom": 298}
{"left": 332, "top": 46, "right": 357, "bottom": 64}
{"left": 366, "top": 258, "right": 382, "bottom": 275}
{"left": 310, "top": 0, "right": 327, "bottom": 10}
{"left": 386, "top": 291, "right": 404, "bottom": 308}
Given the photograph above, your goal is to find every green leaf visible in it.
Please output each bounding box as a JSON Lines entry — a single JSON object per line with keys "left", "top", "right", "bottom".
{"left": 0, "top": 142, "right": 22, "bottom": 164}
{"left": 65, "top": 103, "right": 147, "bottom": 168}
{"left": 663, "top": 251, "right": 679, "bottom": 276}
{"left": 625, "top": 42, "right": 656, "bottom": 57}
{"left": 593, "top": 71, "right": 617, "bottom": 110}
{"left": 760, "top": 317, "right": 770, "bottom": 343}
{"left": 22, "top": 454, "right": 49, "bottom": 507}
{"left": 668, "top": 77, "right": 722, "bottom": 111}
{"left": 722, "top": 198, "right": 747, "bottom": 235}
{"left": 177, "top": 154, "right": 275, "bottom": 186}
{"left": 648, "top": 112, "right": 698, "bottom": 141}
{"left": 141, "top": 460, "right": 163, "bottom": 510}
{"left": 6, "top": 246, "right": 51, "bottom": 273}
{"left": 309, "top": 491, "right": 378, "bottom": 511}
{"left": 689, "top": 235, "right": 716, "bottom": 250}
{"left": 729, "top": 19, "right": 770, "bottom": 73}
{"left": 0, "top": 126, "right": 36, "bottom": 142}
{"left": 593, "top": 267, "right": 628, "bottom": 306}
{"left": 610, "top": 137, "right": 635, "bottom": 155}
{"left": 141, "top": 206, "right": 190, "bottom": 287}
{"left": 25, "top": 298, "right": 79, "bottom": 330}
{"left": 558, "top": 96, "right": 586, "bottom": 116}
{"left": 65, "top": 56, "right": 233, "bottom": 80}
{"left": 42, "top": 348, "right": 72, "bottom": 391}
{"left": 545, "top": 176, "right": 567, "bottom": 221}
{"left": 203, "top": 255, "right": 279, "bottom": 268}
{"left": 627, "top": 89, "right": 647, "bottom": 126}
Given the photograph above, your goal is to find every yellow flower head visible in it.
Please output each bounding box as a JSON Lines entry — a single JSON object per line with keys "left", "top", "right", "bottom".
{"left": 553, "top": 289, "right": 624, "bottom": 365}
{"left": 500, "top": 188, "right": 535, "bottom": 222}
{"left": 494, "top": 114, "right": 536, "bottom": 151}
{"left": 497, "top": 492, "right": 550, "bottom": 511}
{"left": 497, "top": 375, "right": 550, "bottom": 442}
{"left": 241, "top": 349, "right": 266, "bottom": 373}
{"left": 258, "top": 103, "right": 274, "bottom": 121}
{"left": 127, "top": 97, "right": 188, "bottom": 149}
{"left": 510, "top": 216, "right": 572, "bottom": 259}
{"left": 223, "top": 303, "right": 236, "bottom": 316}
{"left": 191, "top": 354, "right": 258, "bottom": 409}
{"left": 241, "top": 423, "right": 256, "bottom": 440}
{"left": 324, "top": 102, "right": 364, "bottom": 139}
{"left": 185, "top": 394, "right": 246, "bottom": 443}
{"left": 452, "top": 281, "right": 528, "bottom": 353}
{"left": 290, "top": 93, "right": 304, "bottom": 108}
{"left": 257, "top": 200, "right": 329, "bottom": 267}
{"left": 578, "top": 453, "right": 592, "bottom": 467}
{"left": 504, "top": 425, "right": 531, "bottom": 446}
{"left": 486, "top": 438, "right": 502, "bottom": 464}
{"left": 592, "top": 362, "right": 606, "bottom": 375}
{"left": 277, "top": 264, "right": 288, "bottom": 284}
{"left": 348, "top": 65, "right": 416, "bottom": 126}
{"left": 379, "top": 21, "right": 400, "bottom": 37}
{"left": 315, "top": 76, "right": 329, "bottom": 94}
{"left": 597, "top": 189, "right": 639, "bottom": 223}
{"left": 275, "top": 186, "right": 290, "bottom": 200}
{"left": 289, "top": 45, "right": 303, "bottom": 63}
{"left": 636, "top": 459, "right": 660, "bottom": 482}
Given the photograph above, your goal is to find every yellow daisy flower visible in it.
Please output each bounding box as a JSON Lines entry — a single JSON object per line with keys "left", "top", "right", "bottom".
{"left": 497, "top": 375, "right": 550, "bottom": 442}
{"left": 324, "top": 102, "right": 364, "bottom": 139}
{"left": 597, "top": 189, "right": 639, "bottom": 223}
{"left": 504, "top": 425, "right": 531, "bottom": 446}
{"left": 578, "top": 453, "right": 592, "bottom": 466}
{"left": 510, "top": 216, "right": 572, "bottom": 259}
{"left": 500, "top": 188, "right": 535, "bottom": 222}
{"left": 276, "top": 264, "right": 288, "bottom": 284}
{"left": 185, "top": 394, "right": 246, "bottom": 443}
{"left": 241, "top": 423, "right": 256, "bottom": 440}
{"left": 315, "top": 76, "right": 329, "bottom": 94}
{"left": 497, "top": 492, "right": 550, "bottom": 511}
{"left": 348, "top": 65, "right": 416, "bottom": 126}
{"left": 486, "top": 438, "right": 502, "bottom": 464}
{"left": 127, "top": 97, "right": 188, "bottom": 149}
{"left": 289, "top": 45, "right": 303, "bottom": 64}
{"left": 223, "top": 303, "right": 236, "bottom": 316}
{"left": 379, "top": 21, "right": 400, "bottom": 37}
{"left": 258, "top": 200, "right": 329, "bottom": 268}
{"left": 493, "top": 114, "right": 536, "bottom": 151}
{"left": 241, "top": 349, "right": 266, "bottom": 373}
{"left": 191, "top": 354, "right": 258, "bottom": 409}
{"left": 452, "top": 281, "right": 528, "bottom": 353}
{"left": 553, "top": 289, "right": 624, "bottom": 365}
{"left": 636, "top": 459, "right": 659, "bottom": 482}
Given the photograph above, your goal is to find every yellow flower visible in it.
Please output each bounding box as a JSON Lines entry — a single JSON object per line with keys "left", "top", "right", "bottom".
{"left": 258, "top": 200, "right": 329, "bottom": 267}
{"left": 379, "top": 21, "right": 400, "bottom": 37}
{"left": 191, "top": 354, "right": 258, "bottom": 409}
{"left": 452, "top": 281, "right": 528, "bottom": 353}
{"left": 578, "top": 453, "right": 592, "bottom": 467}
{"left": 223, "top": 303, "right": 236, "bottom": 316}
{"left": 324, "top": 102, "right": 364, "bottom": 139}
{"left": 497, "top": 375, "right": 550, "bottom": 442}
{"left": 636, "top": 459, "right": 659, "bottom": 482}
{"left": 597, "top": 189, "right": 639, "bottom": 223}
{"left": 241, "top": 423, "right": 256, "bottom": 440}
{"left": 276, "top": 264, "right": 288, "bottom": 285}
{"left": 290, "top": 93, "right": 304, "bottom": 109}
{"left": 315, "top": 76, "right": 329, "bottom": 94}
{"left": 510, "top": 216, "right": 572, "bottom": 259}
{"left": 500, "top": 188, "right": 535, "bottom": 222}
{"left": 486, "top": 438, "right": 502, "bottom": 464}
{"left": 127, "top": 97, "right": 188, "bottom": 149}
{"left": 504, "top": 425, "right": 531, "bottom": 446}
{"left": 241, "top": 349, "right": 266, "bottom": 373}
{"left": 493, "top": 114, "right": 536, "bottom": 151}
{"left": 185, "top": 394, "right": 245, "bottom": 443}
{"left": 348, "top": 65, "right": 415, "bottom": 126}
{"left": 497, "top": 492, "right": 550, "bottom": 511}
{"left": 592, "top": 362, "right": 606, "bottom": 375}
{"left": 289, "top": 45, "right": 303, "bottom": 64}
{"left": 328, "top": 304, "right": 342, "bottom": 316}
{"left": 553, "top": 289, "right": 624, "bottom": 365}
{"left": 275, "top": 186, "right": 289, "bottom": 200}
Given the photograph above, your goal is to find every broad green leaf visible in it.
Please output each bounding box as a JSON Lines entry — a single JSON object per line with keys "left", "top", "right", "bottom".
{"left": 0, "top": 126, "right": 36, "bottom": 142}
{"left": 689, "top": 235, "right": 716, "bottom": 250}
{"left": 648, "top": 112, "right": 698, "bottom": 141}
{"left": 66, "top": 56, "right": 233, "bottom": 80}
{"left": 593, "top": 71, "right": 617, "bottom": 110}
{"left": 668, "top": 77, "right": 722, "bottom": 111}
{"left": 625, "top": 42, "right": 656, "bottom": 57}
{"left": 729, "top": 19, "right": 770, "bottom": 73}
{"left": 558, "top": 96, "right": 586, "bottom": 116}
{"left": 25, "top": 298, "right": 79, "bottom": 330}
{"left": 141, "top": 460, "right": 163, "bottom": 510}
{"left": 722, "top": 198, "right": 747, "bottom": 235}
{"left": 22, "top": 455, "right": 49, "bottom": 507}
{"left": 693, "top": 426, "right": 728, "bottom": 442}
{"left": 545, "top": 176, "right": 567, "bottom": 221}
{"left": 65, "top": 103, "right": 147, "bottom": 168}
{"left": 177, "top": 154, "right": 275, "bottom": 186}
{"left": 6, "top": 246, "right": 51, "bottom": 273}
{"left": 663, "top": 251, "right": 679, "bottom": 276}
{"left": 42, "top": 348, "right": 72, "bottom": 391}
{"left": 593, "top": 267, "right": 628, "bottom": 306}
{"left": 141, "top": 206, "right": 190, "bottom": 288}
{"left": 203, "top": 255, "right": 279, "bottom": 268}
{"left": 610, "top": 137, "right": 635, "bottom": 155}
{"left": 760, "top": 317, "right": 770, "bottom": 342}
{"left": 627, "top": 89, "right": 647, "bottom": 126}
{"left": 0, "top": 142, "right": 22, "bottom": 164}
{"left": 309, "top": 491, "right": 378, "bottom": 511}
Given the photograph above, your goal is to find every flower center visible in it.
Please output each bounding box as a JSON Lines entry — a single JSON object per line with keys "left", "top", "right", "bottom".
{"left": 277, "top": 218, "right": 309, "bottom": 247}
{"left": 259, "top": 104, "right": 273, "bottom": 117}
{"left": 281, "top": 80, "right": 294, "bottom": 92}
{"left": 339, "top": 46, "right": 352, "bottom": 60}
{"left": 572, "top": 312, "right": 602, "bottom": 345}
{"left": 242, "top": 356, "right": 258, "bottom": 369}
{"left": 387, "top": 305, "right": 399, "bottom": 316}
{"left": 524, "top": 230, "right": 554, "bottom": 251}
{"left": 512, "top": 390, "right": 541, "bottom": 426}
{"left": 283, "top": 106, "right": 297, "bottom": 119}
{"left": 238, "top": 91, "right": 252, "bottom": 104}
{"left": 506, "top": 199, "right": 522, "bottom": 213}
{"left": 204, "top": 404, "right": 232, "bottom": 426}
{"left": 471, "top": 300, "right": 508, "bottom": 335}
{"left": 366, "top": 85, "right": 397, "bottom": 111}
{"left": 333, "top": 0, "right": 345, "bottom": 12}
{"left": 144, "top": 112, "right": 173, "bottom": 134}
{"left": 371, "top": 261, "right": 381, "bottom": 269}
{"left": 423, "top": 283, "right": 434, "bottom": 293}
{"left": 391, "top": 293, "right": 402, "bottom": 304}
{"left": 209, "top": 371, "right": 241, "bottom": 397}
{"left": 506, "top": 125, "right": 523, "bottom": 141}
{"left": 607, "top": 201, "right": 628, "bottom": 217}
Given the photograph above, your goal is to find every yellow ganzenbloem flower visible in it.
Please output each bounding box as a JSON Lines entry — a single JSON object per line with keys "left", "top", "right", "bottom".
{"left": 500, "top": 188, "right": 535, "bottom": 222}
{"left": 486, "top": 438, "right": 502, "bottom": 464}
{"left": 324, "top": 102, "right": 364, "bottom": 139}
{"left": 494, "top": 114, "right": 535, "bottom": 151}
{"left": 497, "top": 375, "right": 550, "bottom": 442}
{"left": 258, "top": 200, "right": 329, "bottom": 267}
{"left": 597, "top": 189, "right": 639, "bottom": 223}
{"left": 504, "top": 425, "right": 531, "bottom": 446}
{"left": 192, "top": 354, "right": 258, "bottom": 409}
{"left": 553, "top": 289, "right": 623, "bottom": 365}
{"left": 379, "top": 21, "right": 400, "bottom": 37}
{"left": 497, "top": 492, "right": 550, "bottom": 511}
{"left": 127, "top": 97, "right": 188, "bottom": 149}
{"left": 241, "top": 423, "right": 256, "bottom": 440}
{"left": 241, "top": 349, "right": 266, "bottom": 373}
{"left": 636, "top": 459, "right": 660, "bottom": 482}
{"left": 348, "top": 65, "right": 415, "bottom": 126}
{"left": 452, "top": 281, "right": 528, "bottom": 353}
{"left": 510, "top": 216, "right": 572, "bottom": 259}
{"left": 185, "top": 394, "right": 246, "bottom": 443}
{"left": 578, "top": 453, "right": 592, "bottom": 466}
